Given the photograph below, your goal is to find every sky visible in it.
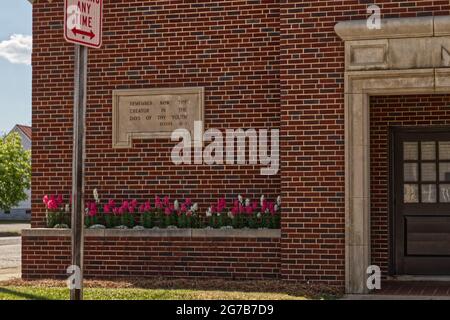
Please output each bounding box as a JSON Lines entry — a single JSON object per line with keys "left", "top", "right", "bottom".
{"left": 0, "top": 0, "right": 32, "bottom": 135}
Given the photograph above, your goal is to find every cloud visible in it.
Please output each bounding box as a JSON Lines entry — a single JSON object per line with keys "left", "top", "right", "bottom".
{"left": 0, "top": 34, "right": 32, "bottom": 65}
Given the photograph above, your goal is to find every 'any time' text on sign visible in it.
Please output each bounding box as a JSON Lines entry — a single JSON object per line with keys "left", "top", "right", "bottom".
{"left": 64, "top": 0, "right": 103, "bottom": 49}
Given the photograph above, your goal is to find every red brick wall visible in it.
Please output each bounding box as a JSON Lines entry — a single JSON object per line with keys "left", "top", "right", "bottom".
{"left": 22, "top": 234, "right": 280, "bottom": 280}
{"left": 279, "top": 0, "right": 450, "bottom": 287}
{"left": 31, "top": 0, "right": 450, "bottom": 289}
{"left": 31, "top": 0, "right": 281, "bottom": 228}
{"left": 370, "top": 95, "right": 450, "bottom": 275}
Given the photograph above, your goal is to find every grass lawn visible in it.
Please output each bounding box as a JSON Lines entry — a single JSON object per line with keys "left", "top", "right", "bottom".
{"left": 0, "top": 278, "right": 340, "bottom": 300}
{"left": 0, "top": 287, "right": 305, "bottom": 300}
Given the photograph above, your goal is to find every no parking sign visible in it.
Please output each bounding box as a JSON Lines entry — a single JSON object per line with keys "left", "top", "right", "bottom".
{"left": 64, "top": 0, "right": 103, "bottom": 48}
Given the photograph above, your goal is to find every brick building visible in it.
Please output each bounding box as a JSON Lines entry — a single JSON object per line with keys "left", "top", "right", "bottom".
{"left": 23, "top": 0, "right": 450, "bottom": 294}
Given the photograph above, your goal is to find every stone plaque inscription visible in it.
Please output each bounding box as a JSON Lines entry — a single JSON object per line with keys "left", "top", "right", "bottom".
{"left": 112, "top": 87, "right": 204, "bottom": 148}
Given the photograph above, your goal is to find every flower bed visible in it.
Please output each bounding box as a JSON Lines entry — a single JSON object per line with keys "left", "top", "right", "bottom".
{"left": 43, "top": 192, "right": 281, "bottom": 230}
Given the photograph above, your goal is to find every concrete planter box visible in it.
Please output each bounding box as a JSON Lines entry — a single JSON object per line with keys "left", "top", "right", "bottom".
{"left": 23, "top": 228, "right": 281, "bottom": 238}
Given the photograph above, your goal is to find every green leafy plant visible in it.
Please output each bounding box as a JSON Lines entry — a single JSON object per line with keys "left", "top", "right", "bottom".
{"left": 0, "top": 133, "right": 31, "bottom": 212}
{"left": 46, "top": 191, "right": 281, "bottom": 230}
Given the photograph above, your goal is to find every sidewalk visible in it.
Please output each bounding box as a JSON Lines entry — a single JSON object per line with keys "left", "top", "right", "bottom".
{"left": 0, "top": 237, "right": 21, "bottom": 281}
{"left": 0, "top": 223, "right": 30, "bottom": 237}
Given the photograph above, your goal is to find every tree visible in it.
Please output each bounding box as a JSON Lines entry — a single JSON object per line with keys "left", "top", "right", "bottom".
{"left": 0, "top": 132, "right": 31, "bottom": 211}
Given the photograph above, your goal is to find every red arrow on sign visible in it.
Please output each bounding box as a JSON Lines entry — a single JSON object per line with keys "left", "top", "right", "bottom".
{"left": 72, "top": 28, "right": 95, "bottom": 40}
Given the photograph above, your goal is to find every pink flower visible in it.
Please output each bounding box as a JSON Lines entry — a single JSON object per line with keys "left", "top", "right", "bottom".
{"left": 56, "top": 195, "right": 63, "bottom": 207}
{"left": 103, "top": 204, "right": 111, "bottom": 214}
{"left": 164, "top": 207, "right": 172, "bottom": 216}
{"left": 211, "top": 206, "right": 217, "bottom": 214}
{"left": 155, "top": 196, "right": 163, "bottom": 209}
{"left": 268, "top": 202, "right": 276, "bottom": 215}
{"left": 88, "top": 202, "right": 97, "bottom": 217}
{"left": 180, "top": 204, "right": 187, "bottom": 213}
{"left": 144, "top": 201, "right": 151, "bottom": 212}
{"left": 47, "top": 199, "right": 58, "bottom": 210}
{"left": 139, "top": 204, "right": 146, "bottom": 213}
{"left": 184, "top": 198, "right": 192, "bottom": 206}
{"left": 216, "top": 198, "right": 227, "bottom": 212}
{"left": 108, "top": 199, "right": 115, "bottom": 207}
{"left": 252, "top": 201, "right": 258, "bottom": 211}
{"left": 231, "top": 206, "right": 239, "bottom": 216}
{"left": 186, "top": 211, "right": 192, "bottom": 217}
{"left": 245, "top": 206, "right": 253, "bottom": 215}
{"left": 262, "top": 200, "right": 268, "bottom": 213}
{"left": 163, "top": 196, "right": 170, "bottom": 206}
{"left": 43, "top": 195, "right": 49, "bottom": 205}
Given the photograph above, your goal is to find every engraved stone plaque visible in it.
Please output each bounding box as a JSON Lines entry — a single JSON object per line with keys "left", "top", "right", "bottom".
{"left": 112, "top": 87, "right": 204, "bottom": 148}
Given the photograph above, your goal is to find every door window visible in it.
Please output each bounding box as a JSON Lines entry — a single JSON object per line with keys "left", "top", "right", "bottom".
{"left": 401, "top": 141, "right": 450, "bottom": 204}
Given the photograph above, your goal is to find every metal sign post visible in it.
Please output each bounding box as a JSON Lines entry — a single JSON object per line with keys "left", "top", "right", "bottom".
{"left": 64, "top": 0, "right": 103, "bottom": 301}
{"left": 70, "top": 44, "right": 88, "bottom": 301}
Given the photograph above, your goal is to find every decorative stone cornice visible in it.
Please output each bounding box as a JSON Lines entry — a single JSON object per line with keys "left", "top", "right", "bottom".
{"left": 335, "top": 15, "right": 450, "bottom": 41}
{"left": 336, "top": 16, "right": 450, "bottom": 71}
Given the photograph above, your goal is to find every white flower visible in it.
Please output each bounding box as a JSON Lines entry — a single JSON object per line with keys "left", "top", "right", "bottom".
{"left": 228, "top": 211, "right": 234, "bottom": 219}
{"left": 65, "top": 204, "right": 70, "bottom": 213}
{"left": 257, "top": 213, "right": 262, "bottom": 219}
{"left": 174, "top": 200, "right": 180, "bottom": 210}
{"left": 93, "top": 188, "right": 99, "bottom": 204}
{"left": 274, "top": 204, "right": 279, "bottom": 212}
{"left": 245, "top": 198, "right": 251, "bottom": 207}
{"left": 276, "top": 196, "right": 281, "bottom": 206}
{"left": 206, "top": 207, "right": 212, "bottom": 217}
{"left": 260, "top": 195, "right": 265, "bottom": 206}
{"left": 238, "top": 195, "right": 243, "bottom": 203}
{"left": 191, "top": 203, "right": 198, "bottom": 212}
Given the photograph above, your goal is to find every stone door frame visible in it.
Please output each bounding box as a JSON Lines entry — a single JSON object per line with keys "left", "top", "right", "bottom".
{"left": 336, "top": 16, "right": 450, "bottom": 294}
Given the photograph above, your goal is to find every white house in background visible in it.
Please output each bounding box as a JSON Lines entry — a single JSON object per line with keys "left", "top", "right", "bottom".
{"left": 0, "top": 125, "right": 32, "bottom": 221}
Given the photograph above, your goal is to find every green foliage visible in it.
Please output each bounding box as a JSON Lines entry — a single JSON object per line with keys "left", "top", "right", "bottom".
{"left": 140, "top": 212, "right": 155, "bottom": 228}
{"left": 46, "top": 211, "right": 70, "bottom": 228}
{"left": 84, "top": 215, "right": 99, "bottom": 228}
{"left": 0, "top": 133, "right": 31, "bottom": 211}
{"left": 120, "top": 213, "right": 135, "bottom": 228}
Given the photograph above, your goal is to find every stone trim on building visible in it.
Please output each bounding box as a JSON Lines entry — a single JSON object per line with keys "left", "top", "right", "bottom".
{"left": 22, "top": 228, "right": 281, "bottom": 238}
{"left": 335, "top": 15, "right": 450, "bottom": 294}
